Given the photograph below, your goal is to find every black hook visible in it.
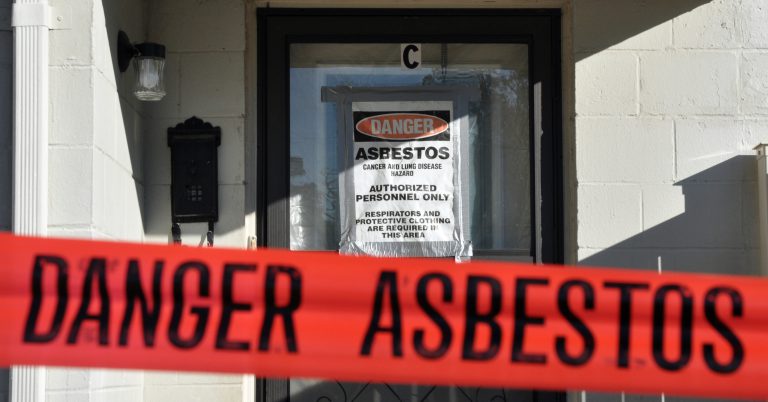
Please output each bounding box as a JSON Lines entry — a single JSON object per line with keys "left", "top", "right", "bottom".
{"left": 171, "top": 222, "right": 213, "bottom": 247}
{"left": 172, "top": 223, "right": 182, "bottom": 245}
{"left": 206, "top": 221, "right": 215, "bottom": 247}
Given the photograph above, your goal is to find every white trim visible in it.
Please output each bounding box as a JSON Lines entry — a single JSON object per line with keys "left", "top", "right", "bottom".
{"left": 11, "top": 0, "right": 50, "bottom": 400}
{"left": 242, "top": 374, "right": 255, "bottom": 402}
{"left": 10, "top": 3, "right": 50, "bottom": 28}
{"left": 9, "top": 367, "right": 44, "bottom": 402}
{"left": 12, "top": 0, "right": 49, "bottom": 237}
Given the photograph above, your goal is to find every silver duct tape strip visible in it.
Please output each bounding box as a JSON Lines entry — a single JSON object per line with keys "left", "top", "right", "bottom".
{"left": 340, "top": 241, "right": 473, "bottom": 260}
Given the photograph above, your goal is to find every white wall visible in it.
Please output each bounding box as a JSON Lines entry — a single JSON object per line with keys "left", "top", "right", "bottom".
{"left": 575, "top": 0, "right": 763, "bottom": 276}
{"left": 45, "top": 0, "right": 149, "bottom": 400}
{"left": 48, "top": 0, "right": 145, "bottom": 241}
{"left": 143, "top": 0, "right": 248, "bottom": 249}
{"left": 575, "top": 0, "right": 763, "bottom": 274}
{"left": 141, "top": 0, "right": 250, "bottom": 398}
{"left": 573, "top": 1, "right": 764, "bottom": 401}
{"left": 44, "top": 0, "right": 253, "bottom": 399}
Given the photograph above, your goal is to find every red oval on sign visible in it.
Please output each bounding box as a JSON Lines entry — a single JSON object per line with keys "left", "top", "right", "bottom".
{"left": 355, "top": 113, "right": 449, "bottom": 140}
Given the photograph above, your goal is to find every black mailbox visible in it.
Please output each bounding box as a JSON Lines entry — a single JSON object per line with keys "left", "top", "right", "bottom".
{"left": 168, "top": 117, "right": 221, "bottom": 226}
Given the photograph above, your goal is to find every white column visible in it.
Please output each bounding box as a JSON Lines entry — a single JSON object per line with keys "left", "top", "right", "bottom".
{"left": 10, "top": 0, "right": 50, "bottom": 400}
{"left": 9, "top": 367, "right": 44, "bottom": 402}
{"left": 12, "top": 0, "right": 48, "bottom": 235}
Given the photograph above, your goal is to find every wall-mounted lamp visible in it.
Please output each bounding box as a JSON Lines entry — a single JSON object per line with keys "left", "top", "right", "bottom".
{"left": 117, "top": 30, "right": 166, "bottom": 101}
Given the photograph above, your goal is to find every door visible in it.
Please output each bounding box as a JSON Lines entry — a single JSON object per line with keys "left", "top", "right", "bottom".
{"left": 258, "top": 9, "right": 562, "bottom": 402}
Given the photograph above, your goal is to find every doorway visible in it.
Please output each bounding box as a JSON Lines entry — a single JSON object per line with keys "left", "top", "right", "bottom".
{"left": 257, "top": 8, "right": 562, "bottom": 402}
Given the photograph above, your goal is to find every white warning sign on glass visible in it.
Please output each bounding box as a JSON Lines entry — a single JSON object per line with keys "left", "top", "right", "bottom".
{"left": 351, "top": 101, "right": 455, "bottom": 245}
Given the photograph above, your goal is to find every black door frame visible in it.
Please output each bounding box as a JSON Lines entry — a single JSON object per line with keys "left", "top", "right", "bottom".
{"left": 257, "top": 8, "right": 563, "bottom": 402}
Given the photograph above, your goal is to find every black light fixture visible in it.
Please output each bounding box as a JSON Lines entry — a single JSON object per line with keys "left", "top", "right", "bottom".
{"left": 117, "top": 30, "right": 166, "bottom": 101}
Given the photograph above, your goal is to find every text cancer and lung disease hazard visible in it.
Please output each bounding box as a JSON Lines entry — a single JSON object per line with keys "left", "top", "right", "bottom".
{"left": 340, "top": 101, "right": 470, "bottom": 258}
{"left": 0, "top": 234, "right": 763, "bottom": 400}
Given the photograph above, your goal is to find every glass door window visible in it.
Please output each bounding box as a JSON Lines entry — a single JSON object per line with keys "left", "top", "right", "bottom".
{"left": 289, "top": 43, "right": 532, "bottom": 258}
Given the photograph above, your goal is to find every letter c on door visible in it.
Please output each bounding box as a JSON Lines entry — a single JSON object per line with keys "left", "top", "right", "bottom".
{"left": 402, "top": 45, "right": 420, "bottom": 69}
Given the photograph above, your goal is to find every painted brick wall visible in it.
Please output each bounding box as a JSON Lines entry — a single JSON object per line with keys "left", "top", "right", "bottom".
{"left": 573, "top": 0, "right": 765, "bottom": 401}
{"left": 48, "top": 0, "right": 145, "bottom": 241}
{"left": 141, "top": 0, "right": 249, "bottom": 398}
{"left": 575, "top": 0, "right": 764, "bottom": 273}
{"left": 31, "top": 0, "right": 251, "bottom": 398}
{"left": 143, "top": 0, "right": 247, "bottom": 249}
{"left": 45, "top": 0, "right": 251, "bottom": 398}
{"left": 44, "top": 0, "right": 149, "bottom": 400}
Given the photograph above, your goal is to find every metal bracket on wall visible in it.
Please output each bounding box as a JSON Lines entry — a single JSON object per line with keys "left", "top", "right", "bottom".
{"left": 206, "top": 221, "right": 214, "bottom": 247}
{"left": 172, "top": 223, "right": 182, "bottom": 245}
{"left": 11, "top": 4, "right": 70, "bottom": 30}
{"left": 171, "top": 222, "right": 215, "bottom": 247}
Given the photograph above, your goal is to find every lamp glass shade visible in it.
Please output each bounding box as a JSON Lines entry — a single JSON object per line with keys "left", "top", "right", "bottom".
{"left": 133, "top": 56, "right": 166, "bottom": 101}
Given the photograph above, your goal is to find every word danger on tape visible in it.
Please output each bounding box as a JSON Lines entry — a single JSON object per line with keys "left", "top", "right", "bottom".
{"left": 0, "top": 234, "right": 765, "bottom": 400}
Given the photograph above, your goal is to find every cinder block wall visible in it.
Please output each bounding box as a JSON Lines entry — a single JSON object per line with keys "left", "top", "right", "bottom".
{"left": 41, "top": 0, "right": 251, "bottom": 397}
{"left": 141, "top": 0, "right": 249, "bottom": 398}
{"left": 44, "top": 0, "right": 149, "bottom": 400}
{"left": 575, "top": 0, "right": 763, "bottom": 275}
{"left": 573, "top": 0, "right": 765, "bottom": 401}
{"left": 48, "top": 0, "right": 145, "bottom": 241}
{"left": 143, "top": 0, "right": 247, "bottom": 248}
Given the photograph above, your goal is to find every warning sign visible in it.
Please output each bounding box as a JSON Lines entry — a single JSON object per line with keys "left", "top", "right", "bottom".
{"left": 0, "top": 234, "right": 766, "bottom": 400}
{"left": 353, "top": 105, "right": 454, "bottom": 243}
{"left": 340, "top": 101, "right": 471, "bottom": 258}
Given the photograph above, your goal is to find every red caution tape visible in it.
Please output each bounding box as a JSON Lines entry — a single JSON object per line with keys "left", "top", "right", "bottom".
{"left": 0, "top": 233, "right": 765, "bottom": 399}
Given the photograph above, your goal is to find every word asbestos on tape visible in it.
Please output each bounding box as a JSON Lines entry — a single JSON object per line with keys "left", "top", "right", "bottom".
{"left": 0, "top": 234, "right": 765, "bottom": 400}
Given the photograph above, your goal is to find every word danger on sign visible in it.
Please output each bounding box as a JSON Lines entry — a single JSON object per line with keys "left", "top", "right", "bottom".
{"left": 355, "top": 113, "right": 448, "bottom": 140}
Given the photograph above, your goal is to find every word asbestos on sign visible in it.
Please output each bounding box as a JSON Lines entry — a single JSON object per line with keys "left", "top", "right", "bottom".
{"left": 0, "top": 234, "right": 765, "bottom": 400}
